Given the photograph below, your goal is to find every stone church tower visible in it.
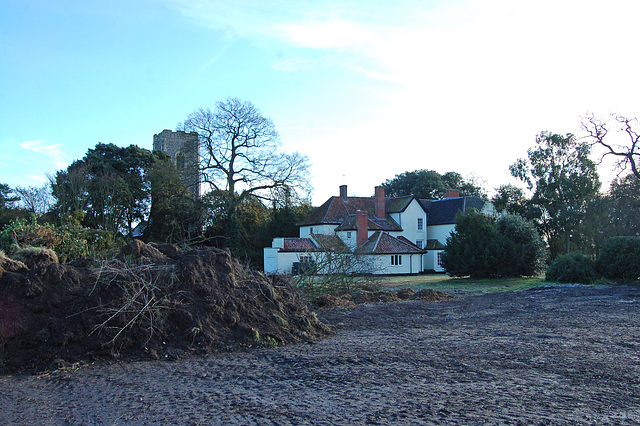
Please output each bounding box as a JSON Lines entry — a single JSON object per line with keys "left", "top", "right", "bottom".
{"left": 153, "top": 130, "right": 200, "bottom": 197}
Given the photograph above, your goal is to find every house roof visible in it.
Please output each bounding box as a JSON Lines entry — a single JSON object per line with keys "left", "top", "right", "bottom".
{"left": 334, "top": 214, "right": 402, "bottom": 232}
{"left": 298, "top": 193, "right": 424, "bottom": 230}
{"left": 311, "top": 234, "right": 349, "bottom": 252}
{"left": 386, "top": 195, "right": 415, "bottom": 213}
{"left": 425, "top": 239, "right": 446, "bottom": 250}
{"left": 420, "top": 196, "right": 486, "bottom": 225}
{"left": 355, "top": 232, "right": 425, "bottom": 255}
{"left": 282, "top": 238, "right": 317, "bottom": 252}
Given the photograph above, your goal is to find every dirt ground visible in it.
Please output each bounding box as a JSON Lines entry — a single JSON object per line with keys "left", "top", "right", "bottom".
{"left": 1, "top": 284, "right": 639, "bottom": 425}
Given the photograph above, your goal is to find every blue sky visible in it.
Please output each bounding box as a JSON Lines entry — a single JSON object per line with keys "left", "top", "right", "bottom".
{"left": 1, "top": 0, "right": 639, "bottom": 204}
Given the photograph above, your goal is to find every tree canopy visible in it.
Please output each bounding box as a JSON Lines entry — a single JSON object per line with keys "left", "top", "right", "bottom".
{"left": 179, "top": 98, "right": 310, "bottom": 253}
{"left": 145, "top": 151, "right": 203, "bottom": 243}
{"left": 0, "top": 183, "right": 25, "bottom": 228}
{"left": 382, "top": 169, "right": 485, "bottom": 199}
{"left": 13, "top": 184, "right": 53, "bottom": 217}
{"left": 179, "top": 98, "right": 310, "bottom": 201}
{"left": 50, "top": 143, "right": 156, "bottom": 236}
{"left": 510, "top": 132, "right": 600, "bottom": 258}
{"left": 441, "top": 210, "right": 545, "bottom": 278}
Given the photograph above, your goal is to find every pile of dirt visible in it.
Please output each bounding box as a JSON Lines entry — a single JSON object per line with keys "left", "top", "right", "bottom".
{"left": 0, "top": 241, "right": 331, "bottom": 374}
{"left": 316, "top": 287, "right": 452, "bottom": 308}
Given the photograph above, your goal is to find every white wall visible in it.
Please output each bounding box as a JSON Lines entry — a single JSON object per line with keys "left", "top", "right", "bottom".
{"left": 263, "top": 249, "right": 313, "bottom": 275}
{"left": 336, "top": 230, "right": 358, "bottom": 250}
{"left": 371, "top": 253, "right": 423, "bottom": 274}
{"left": 265, "top": 249, "right": 424, "bottom": 275}
{"left": 423, "top": 250, "right": 445, "bottom": 272}
{"left": 299, "top": 224, "right": 336, "bottom": 238}
{"left": 396, "top": 200, "right": 428, "bottom": 248}
{"left": 427, "top": 224, "right": 455, "bottom": 247}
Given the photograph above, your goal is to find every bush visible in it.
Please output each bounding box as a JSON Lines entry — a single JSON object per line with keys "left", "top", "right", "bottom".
{"left": 0, "top": 217, "right": 123, "bottom": 263}
{"left": 496, "top": 214, "right": 546, "bottom": 277}
{"left": 442, "top": 211, "right": 545, "bottom": 278}
{"left": 545, "top": 252, "right": 597, "bottom": 284}
{"left": 596, "top": 237, "right": 640, "bottom": 281}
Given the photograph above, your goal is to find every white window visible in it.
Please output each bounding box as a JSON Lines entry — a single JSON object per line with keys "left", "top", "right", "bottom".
{"left": 391, "top": 255, "right": 403, "bottom": 266}
{"left": 347, "top": 231, "right": 352, "bottom": 238}
{"left": 299, "top": 255, "right": 312, "bottom": 263}
{"left": 437, "top": 252, "right": 444, "bottom": 267}
{"left": 417, "top": 218, "right": 424, "bottom": 230}
{"left": 416, "top": 240, "right": 424, "bottom": 249}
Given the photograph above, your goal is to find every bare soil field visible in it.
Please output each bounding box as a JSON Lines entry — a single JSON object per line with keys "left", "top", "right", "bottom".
{"left": 2, "top": 284, "right": 639, "bottom": 425}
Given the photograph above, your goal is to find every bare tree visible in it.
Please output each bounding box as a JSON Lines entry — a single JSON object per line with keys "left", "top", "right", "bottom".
{"left": 180, "top": 98, "right": 310, "bottom": 199}
{"left": 293, "top": 248, "right": 380, "bottom": 299}
{"left": 14, "top": 184, "right": 54, "bottom": 216}
{"left": 179, "top": 98, "right": 310, "bottom": 252}
{"left": 582, "top": 113, "right": 640, "bottom": 180}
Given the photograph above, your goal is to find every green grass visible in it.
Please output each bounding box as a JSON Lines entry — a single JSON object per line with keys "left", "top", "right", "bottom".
{"left": 377, "top": 274, "right": 553, "bottom": 295}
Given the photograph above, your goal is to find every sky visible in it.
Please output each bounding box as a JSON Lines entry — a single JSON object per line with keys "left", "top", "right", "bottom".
{"left": 1, "top": 0, "right": 639, "bottom": 205}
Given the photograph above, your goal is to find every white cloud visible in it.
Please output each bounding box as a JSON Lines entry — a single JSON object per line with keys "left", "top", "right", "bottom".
{"left": 26, "top": 175, "right": 47, "bottom": 183}
{"left": 167, "top": 0, "right": 640, "bottom": 203}
{"left": 20, "top": 140, "right": 68, "bottom": 169}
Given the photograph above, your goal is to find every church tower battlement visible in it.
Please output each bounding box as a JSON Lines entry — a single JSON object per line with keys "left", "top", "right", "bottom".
{"left": 153, "top": 129, "right": 200, "bottom": 197}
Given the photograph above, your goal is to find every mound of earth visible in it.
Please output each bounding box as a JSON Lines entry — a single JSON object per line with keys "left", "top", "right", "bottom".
{"left": 0, "top": 241, "right": 330, "bottom": 374}
{"left": 316, "top": 287, "right": 452, "bottom": 308}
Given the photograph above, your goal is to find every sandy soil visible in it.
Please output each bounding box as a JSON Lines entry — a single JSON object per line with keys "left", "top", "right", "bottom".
{"left": 1, "top": 284, "right": 639, "bottom": 425}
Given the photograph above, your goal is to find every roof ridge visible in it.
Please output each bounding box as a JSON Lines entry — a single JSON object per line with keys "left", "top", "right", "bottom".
{"left": 373, "top": 231, "right": 383, "bottom": 251}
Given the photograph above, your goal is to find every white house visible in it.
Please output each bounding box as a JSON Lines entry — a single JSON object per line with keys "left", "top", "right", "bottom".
{"left": 264, "top": 185, "right": 494, "bottom": 275}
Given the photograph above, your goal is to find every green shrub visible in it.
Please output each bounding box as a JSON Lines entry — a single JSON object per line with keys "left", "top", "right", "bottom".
{"left": 596, "top": 237, "right": 640, "bottom": 281}
{"left": 545, "top": 252, "right": 597, "bottom": 284}
{"left": 0, "top": 217, "right": 123, "bottom": 263}
{"left": 442, "top": 211, "right": 545, "bottom": 278}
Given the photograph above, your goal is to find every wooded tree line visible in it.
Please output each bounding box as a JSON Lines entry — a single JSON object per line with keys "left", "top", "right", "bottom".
{"left": 1, "top": 103, "right": 638, "bottom": 270}
{"left": 1, "top": 99, "right": 313, "bottom": 266}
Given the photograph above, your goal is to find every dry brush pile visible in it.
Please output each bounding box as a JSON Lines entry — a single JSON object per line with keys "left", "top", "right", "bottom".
{"left": 0, "top": 241, "right": 330, "bottom": 374}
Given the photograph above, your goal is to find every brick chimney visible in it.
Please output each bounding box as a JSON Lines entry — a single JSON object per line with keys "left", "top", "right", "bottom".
{"left": 356, "top": 210, "right": 369, "bottom": 247}
{"left": 374, "top": 186, "right": 385, "bottom": 218}
{"left": 339, "top": 185, "right": 348, "bottom": 200}
{"left": 445, "top": 189, "right": 460, "bottom": 198}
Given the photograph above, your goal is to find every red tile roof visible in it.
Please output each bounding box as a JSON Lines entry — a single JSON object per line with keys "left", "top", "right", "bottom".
{"left": 356, "top": 232, "right": 425, "bottom": 255}
{"left": 282, "top": 238, "right": 317, "bottom": 251}
{"left": 299, "top": 194, "right": 421, "bottom": 231}
{"left": 334, "top": 214, "right": 401, "bottom": 232}
{"left": 312, "top": 234, "right": 349, "bottom": 252}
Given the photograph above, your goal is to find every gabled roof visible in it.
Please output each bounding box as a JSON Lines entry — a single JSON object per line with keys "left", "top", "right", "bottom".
{"left": 298, "top": 196, "right": 372, "bottom": 226}
{"left": 312, "top": 234, "right": 349, "bottom": 252}
{"left": 334, "top": 214, "right": 401, "bottom": 232}
{"left": 298, "top": 193, "right": 425, "bottom": 230}
{"left": 356, "top": 232, "right": 425, "bottom": 255}
{"left": 282, "top": 238, "right": 317, "bottom": 252}
{"left": 420, "top": 196, "right": 486, "bottom": 225}
{"left": 386, "top": 195, "right": 416, "bottom": 213}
